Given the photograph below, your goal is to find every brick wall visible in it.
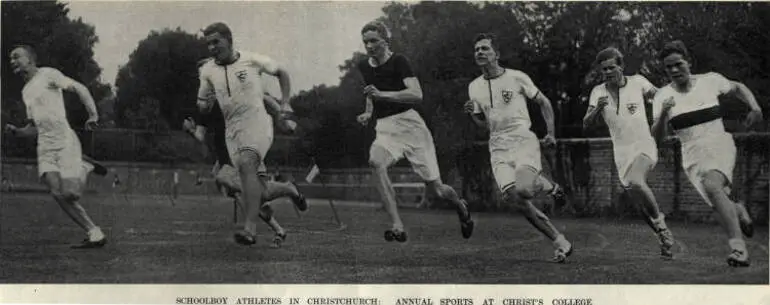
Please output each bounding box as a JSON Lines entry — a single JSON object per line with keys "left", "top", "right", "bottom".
{"left": 530, "top": 136, "right": 769, "bottom": 224}
{"left": 2, "top": 135, "right": 767, "bottom": 224}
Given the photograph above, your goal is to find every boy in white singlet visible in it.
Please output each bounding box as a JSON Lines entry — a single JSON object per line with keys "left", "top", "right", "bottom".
{"left": 196, "top": 22, "right": 306, "bottom": 246}
{"left": 185, "top": 58, "right": 306, "bottom": 248}
{"left": 652, "top": 40, "right": 762, "bottom": 267}
{"left": 583, "top": 47, "right": 675, "bottom": 259}
{"left": 465, "top": 34, "right": 572, "bottom": 263}
{"left": 6, "top": 45, "right": 107, "bottom": 249}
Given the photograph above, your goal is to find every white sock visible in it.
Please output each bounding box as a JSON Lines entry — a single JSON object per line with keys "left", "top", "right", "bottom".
{"left": 88, "top": 227, "right": 104, "bottom": 241}
{"left": 728, "top": 238, "right": 747, "bottom": 252}
{"left": 651, "top": 214, "right": 668, "bottom": 230}
{"left": 553, "top": 234, "right": 570, "bottom": 249}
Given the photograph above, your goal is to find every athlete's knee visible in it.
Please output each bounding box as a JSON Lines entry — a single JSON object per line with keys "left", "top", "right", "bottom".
{"left": 701, "top": 172, "right": 727, "bottom": 195}
{"left": 369, "top": 154, "right": 390, "bottom": 170}
{"left": 370, "top": 159, "right": 391, "bottom": 177}
{"left": 502, "top": 187, "right": 526, "bottom": 210}
{"left": 513, "top": 167, "right": 538, "bottom": 199}
{"left": 625, "top": 177, "right": 647, "bottom": 192}
{"left": 515, "top": 185, "right": 536, "bottom": 200}
{"left": 532, "top": 205, "right": 550, "bottom": 221}
{"left": 62, "top": 190, "right": 81, "bottom": 202}
{"left": 259, "top": 204, "right": 274, "bottom": 219}
{"left": 425, "top": 181, "right": 446, "bottom": 197}
{"left": 216, "top": 176, "right": 241, "bottom": 193}
{"left": 44, "top": 178, "right": 66, "bottom": 201}
{"left": 49, "top": 188, "right": 66, "bottom": 201}
{"left": 235, "top": 150, "right": 261, "bottom": 174}
{"left": 368, "top": 146, "right": 393, "bottom": 170}
{"left": 501, "top": 186, "right": 516, "bottom": 202}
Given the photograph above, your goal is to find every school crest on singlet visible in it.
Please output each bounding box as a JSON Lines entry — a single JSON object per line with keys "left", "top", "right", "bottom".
{"left": 627, "top": 103, "right": 639, "bottom": 115}
{"left": 235, "top": 70, "right": 249, "bottom": 82}
{"left": 502, "top": 90, "right": 514, "bottom": 103}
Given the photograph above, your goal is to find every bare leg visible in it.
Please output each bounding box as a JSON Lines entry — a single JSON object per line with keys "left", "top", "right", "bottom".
{"left": 44, "top": 172, "right": 99, "bottom": 232}
{"left": 622, "top": 154, "right": 674, "bottom": 258}
{"left": 234, "top": 150, "right": 267, "bottom": 245}
{"left": 506, "top": 166, "right": 571, "bottom": 262}
{"left": 701, "top": 170, "right": 748, "bottom": 266}
{"left": 425, "top": 179, "right": 473, "bottom": 239}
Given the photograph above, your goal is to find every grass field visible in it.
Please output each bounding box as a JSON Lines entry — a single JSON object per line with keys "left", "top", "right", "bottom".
{"left": 0, "top": 192, "right": 767, "bottom": 284}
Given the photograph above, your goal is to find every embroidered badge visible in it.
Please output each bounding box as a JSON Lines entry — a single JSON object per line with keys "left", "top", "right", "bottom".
{"left": 235, "top": 70, "right": 248, "bottom": 82}
{"left": 627, "top": 103, "right": 638, "bottom": 114}
{"left": 502, "top": 90, "right": 514, "bottom": 103}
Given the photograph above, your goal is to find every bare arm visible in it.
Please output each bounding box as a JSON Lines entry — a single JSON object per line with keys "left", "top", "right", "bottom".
{"left": 726, "top": 81, "right": 762, "bottom": 113}
{"left": 61, "top": 82, "right": 98, "bottom": 120}
{"left": 532, "top": 92, "right": 556, "bottom": 137}
{"left": 263, "top": 94, "right": 282, "bottom": 117}
{"left": 643, "top": 86, "right": 659, "bottom": 101}
{"left": 371, "top": 77, "right": 423, "bottom": 105}
{"left": 49, "top": 68, "right": 98, "bottom": 125}
{"left": 182, "top": 117, "right": 207, "bottom": 143}
{"left": 5, "top": 122, "right": 37, "bottom": 138}
{"left": 470, "top": 113, "right": 487, "bottom": 129}
{"left": 582, "top": 105, "right": 604, "bottom": 131}
{"left": 463, "top": 99, "right": 487, "bottom": 129}
{"left": 274, "top": 67, "right": 292, "bottom": 110}
{"left": 255, "top": 54, "right": 292, "bottom": 111}
{"left": 356, "top": 96, "right": 374, "bottom": 126}
{"left": 651, "top": 101, "right": 674, "bottom": 145}
{"left": 583, "top": 87, "right": 608, "bottom": 131}
{"left": 196, "top": 79, "right": 215, "bottom": 114}
{"left": 192, "top": 126, "right": 207, "bottom": 143}
{"left": 364, "top": 96, "right": 373, "bottom": 114}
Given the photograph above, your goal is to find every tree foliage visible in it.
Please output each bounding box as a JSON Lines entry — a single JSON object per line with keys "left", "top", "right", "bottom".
{"left": 282, "top": 2, "right": 769, "bottom": 208}
{"left": 1, "top": 1, "right": 112, "bottom": 129}
{"left": 114, "top": 28, "right": 208, "bottom": 130}
{"left": 291, "top": 1, "right": 769, "bottom": 161}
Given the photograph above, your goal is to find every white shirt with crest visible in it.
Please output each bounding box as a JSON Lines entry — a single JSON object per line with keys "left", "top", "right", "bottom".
{"left": 468, "top": 69, "right": 540, "bottom": 146}
{"left": 198, "top": 50, "right": 277, "bottom": 134}
{"left": 588, "top": 75, "right": 657, "bottom": 148}
{"left": 22, "top": 67, "right": 78, "bottom": 149}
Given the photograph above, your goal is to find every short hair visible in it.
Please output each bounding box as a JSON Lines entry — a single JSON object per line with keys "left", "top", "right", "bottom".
{"left": 361, "top": 21, "right": 391, "bottom": 43}
{"left": 595, "top": 47, "right": 624, "bottom": 67}
{"left": 202, "top": 22, "right": 233, "bottom": 44}
{"left": 10, "top": 44, "right": 37, "bottom": 63}
{"left": 658, "top": 40, "right": 690, "bottom": 61}
{"left": 474, "top": 33, "right": 499, "bottom": 53}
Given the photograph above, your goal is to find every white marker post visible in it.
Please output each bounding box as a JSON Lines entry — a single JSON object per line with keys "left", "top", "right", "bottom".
{"left": 307, "top": 161, "right": 343, "bottom": 228}
{"left": 172, "top": 171, "right": 179, "bottom": 206}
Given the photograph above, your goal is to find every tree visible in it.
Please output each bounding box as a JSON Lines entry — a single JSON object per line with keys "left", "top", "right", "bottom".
{"left": 1, "top": 1, "right": 112, "bottom": 129}
{"left": 114, "top": 28, "right": 208, "bottom": 130}
{"left": 289, "top": 1, "right": 768, "bottom": 210}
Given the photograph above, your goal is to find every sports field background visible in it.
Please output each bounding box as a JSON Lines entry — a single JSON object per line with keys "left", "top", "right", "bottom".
{"left": 1, "top": 135, "right": 767, "bottom": 284}
{"left": 0, "top": 191, "right": 767, "bottom": 284}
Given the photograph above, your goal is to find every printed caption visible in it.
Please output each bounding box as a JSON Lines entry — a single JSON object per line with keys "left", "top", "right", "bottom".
{"left": 174, "top": 297, "right": 593, "bottom": 305}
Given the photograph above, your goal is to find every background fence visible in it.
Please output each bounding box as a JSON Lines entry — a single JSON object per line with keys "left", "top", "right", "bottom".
{"left": 2, "top": 129, "right": 768, "bottom": 224}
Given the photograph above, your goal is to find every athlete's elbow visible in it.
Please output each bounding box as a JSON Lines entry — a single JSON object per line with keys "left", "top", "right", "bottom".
{"left": 651, "top": 126, "right": 666, "bottom": 143}
{"left": 411, "top": 90, "right": 423, "bottom": 102}
{"left": 72, "top": 83, "right": 91, "bottom": 98}
{"left": 581, "top": 120, "right": 590, "bottom": 132}
{"left": 277, "top": 68, "right": 291, "bottom": 83}
{"left": 731, "top": 81, "right": 748, "bottom": 92}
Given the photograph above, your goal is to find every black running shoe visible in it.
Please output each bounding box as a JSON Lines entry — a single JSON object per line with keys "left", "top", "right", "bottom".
{"left": 290, "top": 182, "right": 308, "bottom": 212}
{"left": 70, "top": 238, "right": 107, "bottom": 249}
{"left": 457, "top": 200, "right": 474, "bottom": 239}
{"left": 234, "top": 230, "right": 256, "bottom": 246}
